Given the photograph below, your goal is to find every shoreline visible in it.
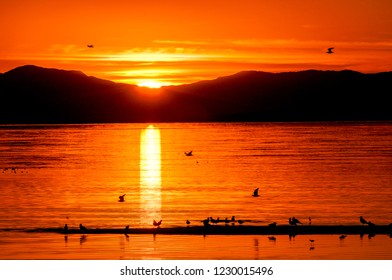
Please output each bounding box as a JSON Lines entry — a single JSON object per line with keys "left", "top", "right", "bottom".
{"left": 5, "top": 225, "right": 390, "bottom": 236}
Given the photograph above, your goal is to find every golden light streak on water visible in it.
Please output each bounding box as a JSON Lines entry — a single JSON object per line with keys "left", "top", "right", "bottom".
{"left": 139, "top": 125, "right": 161, "bottom": 227}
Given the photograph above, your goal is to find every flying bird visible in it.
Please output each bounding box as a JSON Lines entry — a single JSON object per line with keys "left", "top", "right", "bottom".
{"left": 153, "top": 220, "right": 162, "bottom": 227}
{"left": 252, "top": 187, "right": 260, "bottom": 197}
{"left": 87, "top": 44, "right": 94, "bottom": 48}
{"left": 326, "top": 47, "right": 334, "bottom": 54}
{"left": 184, "top": 151, "right": 193, "bottom": 156}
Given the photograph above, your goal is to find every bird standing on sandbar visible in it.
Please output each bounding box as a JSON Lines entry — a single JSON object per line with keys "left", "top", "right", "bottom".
{"left": 252, "top": 187, "right": 260, "bottom": 197}
{"left": 360, "top": 216, "right": 368, "bottom": 225}
{"left": 79, "top": 223, "right": 88, "bottom": 234}
{"left": 292, "top": 217, "right": 302, "bottom": 225}
{"left": 368, "top": 221, "right": 375, "bottom": 227}
{"left": 63, "top": 224, "right": 68, "bottom": 234}
{"left": 186, "top": 219, "right": 190, "bottom": 226}
{"left": 124, "top": 225, "right": 130, "bottom": 237}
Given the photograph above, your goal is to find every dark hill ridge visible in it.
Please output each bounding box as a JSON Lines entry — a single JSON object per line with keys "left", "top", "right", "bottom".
{"left": 0, "top": 65, "right": 391, "bottom": 123}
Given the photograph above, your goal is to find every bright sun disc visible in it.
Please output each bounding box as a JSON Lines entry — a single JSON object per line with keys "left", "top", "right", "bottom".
{"left": 137, "top": 80, "right": 163, "bottom": 88}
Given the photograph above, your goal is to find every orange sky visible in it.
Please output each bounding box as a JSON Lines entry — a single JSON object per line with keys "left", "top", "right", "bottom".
{"left": 1, "top": 0, "right": 392, "bottom": 86}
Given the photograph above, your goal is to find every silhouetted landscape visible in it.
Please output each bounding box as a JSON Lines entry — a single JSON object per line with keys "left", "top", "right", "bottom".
{"left": 0, "top": 65, "right": 391, "bottom": 123}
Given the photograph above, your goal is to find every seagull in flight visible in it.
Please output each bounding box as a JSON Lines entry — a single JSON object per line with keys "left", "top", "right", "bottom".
{"left": 252, "top": 187, "right": 260, "bottom": 197}
{"left": 153, "top": 220, "right": 162, "bottom": 227}
{"left": 184, "top": 151, "right": 193, "bottom": 156}
{"left": 326, "top": 47, "right": 334, "bottom": 54}
{"left": 87, "top": 44, "right": 94, "bottom": 48}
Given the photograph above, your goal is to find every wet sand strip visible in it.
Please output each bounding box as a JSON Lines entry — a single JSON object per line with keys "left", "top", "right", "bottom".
{"left": 23, "top": 225, "right": 392, "bottom": 235}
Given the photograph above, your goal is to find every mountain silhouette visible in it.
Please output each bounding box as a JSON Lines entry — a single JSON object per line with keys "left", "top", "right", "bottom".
{"left": 0, "top": 65, "right": 391, "bottom": 123}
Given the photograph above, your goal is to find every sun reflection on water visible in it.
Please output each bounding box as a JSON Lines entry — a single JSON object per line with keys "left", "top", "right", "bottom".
{"left": 140, "top": 125, "right": 161, "bottom": 227}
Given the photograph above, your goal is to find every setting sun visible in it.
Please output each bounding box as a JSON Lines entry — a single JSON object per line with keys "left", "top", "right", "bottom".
{"left": 137, "top": 80, "right": 164, "bottom": 88}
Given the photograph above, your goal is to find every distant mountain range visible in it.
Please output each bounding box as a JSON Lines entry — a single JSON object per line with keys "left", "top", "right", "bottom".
{"left": 0, "top": 65, "right": 391, "bottom": 123}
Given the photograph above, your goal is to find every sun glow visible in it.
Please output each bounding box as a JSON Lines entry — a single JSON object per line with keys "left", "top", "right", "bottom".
{"left": 137, "top": 80, "right": 165, "bottom": 88}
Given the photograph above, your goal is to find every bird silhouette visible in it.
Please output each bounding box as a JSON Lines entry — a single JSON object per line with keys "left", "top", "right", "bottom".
{"left": 153, "top": 220, "right": 162, "bottom": 227}
{"left": 252, "top": 187, "right": 260, "bottom": 197}
{"left": 124, "top": 225, "right": 130, "bottom": 237}
{"left": 79, "top": 223, "right": 88, "bottom": 234}
{"left": 309, "top": 239, "right": 315, "bottom": 245}
{"left": 292, "top": 217, "right": 302, "bottom": 225}
{"left": 63, "top": 224, "right": 68, "bottom": 234}
{"left": 326, "top": 47, "right": 334, "bottom": 54}
{"left": 184, "top": 151, "right": 193, "bottom": 156}
{"left": 339, "top": 234, "right": 347, "bottom": 240}
{"left": 209, "top": 217, "right": 220, "bottom": 224}
{"left": 268, "top": 236, "right": 276, "bottom": 241}
{"left": 186, "top": 219, "right": 190, "bottom": 226}
{"left": 360, "top": 216, "right": 368, "bottom": 225}
{"left": 118, "top": 194, "right": 126, "bottom": 202}
{"left": 87, "top": 44, "right": 94, "bottom": 48}
{"left": 368, "top": 221, "right": 375, "bottom": 227}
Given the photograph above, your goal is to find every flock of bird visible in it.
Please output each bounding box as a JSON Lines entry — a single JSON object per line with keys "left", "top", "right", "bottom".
{"left": 63, "top": 183, "right": 379, "bottom": 239}
{"left": 63, "top": 215, "right": 376, "bottom": 249}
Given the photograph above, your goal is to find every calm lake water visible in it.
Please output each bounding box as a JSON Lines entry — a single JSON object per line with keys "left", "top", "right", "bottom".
{"left": 0, "top": 122, "right": 391, "bottom": 259}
